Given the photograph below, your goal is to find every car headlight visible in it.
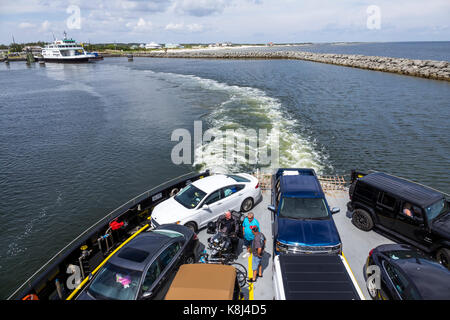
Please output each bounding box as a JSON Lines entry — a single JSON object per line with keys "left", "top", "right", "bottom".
{"left": 276, "top": 240, "right": 289, "bottom": 253}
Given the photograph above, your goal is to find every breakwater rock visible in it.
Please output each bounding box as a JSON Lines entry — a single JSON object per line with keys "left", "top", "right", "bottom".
{"left": 133, "top": 50, "right": 450, "bottom": 81}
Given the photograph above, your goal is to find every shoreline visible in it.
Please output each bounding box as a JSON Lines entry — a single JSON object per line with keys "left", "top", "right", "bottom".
{"left": 101, "top": 46, "right": 450, "bottom": 82}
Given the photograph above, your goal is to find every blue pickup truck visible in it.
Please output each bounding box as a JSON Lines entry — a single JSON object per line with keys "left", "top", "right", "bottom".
{"left": 268, "top": 168, "right": 342, "bottom": 255}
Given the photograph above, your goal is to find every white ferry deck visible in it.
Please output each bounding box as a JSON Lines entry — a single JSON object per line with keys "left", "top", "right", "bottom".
{"left": 197, "top": 187, "right": 395, "bottom": 300}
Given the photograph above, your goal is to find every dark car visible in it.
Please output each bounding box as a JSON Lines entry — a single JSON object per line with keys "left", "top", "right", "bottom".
{"left": 347, "top": 171, "right": 450, "bottom": 268}
{"left": 364, "top": 244, "right": 450, "bottom": 300}
{"left": 268, "top": 168, "right": 342, "bottom": 255}
{"left": 76, "top": 224, "right": 200, "bottom": 300}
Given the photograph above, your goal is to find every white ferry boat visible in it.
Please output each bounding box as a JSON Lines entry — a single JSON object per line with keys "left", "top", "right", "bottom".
{"left": 42, "top": 32, "right": 94, "bottom": 63}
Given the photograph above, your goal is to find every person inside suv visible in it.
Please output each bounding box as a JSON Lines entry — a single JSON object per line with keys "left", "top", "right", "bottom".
{"left": 402, "top": 203, "right": 413, "bottom": 218}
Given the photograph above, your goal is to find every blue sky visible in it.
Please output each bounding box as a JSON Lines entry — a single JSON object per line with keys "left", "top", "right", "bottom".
{"left": 0, "top": 0, "right": 449, "bottom": 44}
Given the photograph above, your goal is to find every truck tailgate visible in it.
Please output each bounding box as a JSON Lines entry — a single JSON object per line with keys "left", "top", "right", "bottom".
{"left": 274, "top": 254, "right": 364, "bottom": 300}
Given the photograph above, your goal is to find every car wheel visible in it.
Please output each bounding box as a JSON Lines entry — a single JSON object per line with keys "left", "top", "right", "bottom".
{"left": 436, "top": 248, "right": 450, "bottom": 269}
{"left": 184, "top": 222, "right": 197, "bottom": 233}
{"left": 241, "top": 197, "right": 254, "bottom": 212}
{"left": 351, "top": 209, "right": 374, "bottom": 231}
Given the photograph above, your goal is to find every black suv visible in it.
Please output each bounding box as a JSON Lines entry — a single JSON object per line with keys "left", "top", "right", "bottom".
{"left": 347, "top": 171, "right": 450, "bottom": 268}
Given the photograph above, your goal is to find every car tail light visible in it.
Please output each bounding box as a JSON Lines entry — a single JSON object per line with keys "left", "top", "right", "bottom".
{"left": 255, "top": 183, "right": 259, "bottom": 189}
{"left": 369, "top": 248, "right": 374, "bottom": 257}
{"left": 193, "top": 233, "right": 198, "bottom": 240}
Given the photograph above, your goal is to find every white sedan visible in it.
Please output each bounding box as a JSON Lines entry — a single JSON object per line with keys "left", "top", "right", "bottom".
{"left": 150, "top": 173, "right": 262, "bottom": 232}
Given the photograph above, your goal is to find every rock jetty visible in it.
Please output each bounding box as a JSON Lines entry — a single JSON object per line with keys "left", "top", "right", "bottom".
{"left": 133, "top": 50, "right": 450, "bottom": 81}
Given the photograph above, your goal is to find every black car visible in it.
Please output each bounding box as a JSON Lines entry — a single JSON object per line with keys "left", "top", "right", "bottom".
{"left": 364, "top": 244, "right": 450, "bottom": 300}
{"left": 347, "top": 172, "right": 450, "bottom": 268}
{"left": 76, "top": 224, "right": 200, "bottom": 300}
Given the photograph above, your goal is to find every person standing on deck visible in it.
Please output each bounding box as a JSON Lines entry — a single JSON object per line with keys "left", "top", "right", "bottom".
{"left": 242, "top": 212, "right": 260, "bottom": 258}
{"left": 248, "top": 226, "right": 266, "bottom": 283}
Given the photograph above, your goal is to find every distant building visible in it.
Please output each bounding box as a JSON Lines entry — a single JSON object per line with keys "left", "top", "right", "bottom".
{"left": 145, "top": 42, "right": 161, "bottom": 49}
{"left": 130, "top": 45, "right": 138, "bottom": 49}
{"left": 208, "top": 42, "right": 232, "bottom": 48}
{"left": 22, "top": 46, "right": 43, "bottom": 54}
{"left": 267, "top": 42, "right": 274, "bottom": 47}
{"left": 139, "top": 44, "right": 145, "bottom": 48}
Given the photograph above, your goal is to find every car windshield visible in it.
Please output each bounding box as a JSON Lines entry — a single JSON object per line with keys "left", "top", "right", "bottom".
{"left": 425, "top": 199, "right": 448, "bottom": 221}
{"left": 87, "top": 263, "right": 142, "bottom": 300}
{"left": 279, "top": 197, "right": 329, "bottom": 219}
{"left": 386, "top": 250, "right": 427, "bottom": 261}
{"left": 387, "top": 250, "right": 444, "bottom": 269}
{"left": 174, "top": 184, "right": 206, "bottom": 209}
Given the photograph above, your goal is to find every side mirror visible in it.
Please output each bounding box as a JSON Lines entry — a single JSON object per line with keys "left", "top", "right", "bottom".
{"left": 267, "top": 205, "right": 276, "bottom": 213}
{"left": 203, "top": 204, "right": 210, "bottom": 210}
{"left": 331, "top": 207, "right": 340, "bottom": 214}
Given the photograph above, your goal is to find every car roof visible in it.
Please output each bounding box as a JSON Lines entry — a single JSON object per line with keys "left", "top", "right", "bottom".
{"left": 164, "top": 264, "right": 236, "bottom": 300}
{"left": 279, "top": 172, "right": 323, "bottom": 197}
{"left": 108, "top": 232, "right": 173, "bottom": 272}
{"left": 393, "top": 259, "right": 450, "bottom": 299}
{"left": 359, "top": 172, "right": 443, "bottom": 207}
{"left": 192, "top": 174, "right": 241, "bottom": 194}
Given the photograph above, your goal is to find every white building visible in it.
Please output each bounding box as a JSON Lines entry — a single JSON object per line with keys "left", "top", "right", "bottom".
{"left": 145, "top": 42, "right": 161, "bottom": 49}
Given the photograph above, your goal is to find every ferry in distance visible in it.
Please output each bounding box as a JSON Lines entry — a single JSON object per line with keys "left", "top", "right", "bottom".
{"left": 42, "top": 32, "right": 94, "bottom": 63}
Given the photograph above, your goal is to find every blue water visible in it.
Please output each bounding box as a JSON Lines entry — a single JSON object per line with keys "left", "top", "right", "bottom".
{"left": 0, "top": 42, "right": 449, "bottom": 298}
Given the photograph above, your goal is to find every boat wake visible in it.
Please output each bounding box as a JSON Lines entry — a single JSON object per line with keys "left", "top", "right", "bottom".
{"left": 146, "top": 70, "right": 330, "bottom": 174}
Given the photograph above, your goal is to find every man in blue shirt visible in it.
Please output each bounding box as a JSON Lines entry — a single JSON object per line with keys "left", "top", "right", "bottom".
{"left": 242, "top": 212, "right": 260, "bottom": 258}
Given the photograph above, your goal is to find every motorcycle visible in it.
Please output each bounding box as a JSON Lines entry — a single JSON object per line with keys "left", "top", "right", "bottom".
{"left": 204, "top": 210, "right": 245, "bottom": 261}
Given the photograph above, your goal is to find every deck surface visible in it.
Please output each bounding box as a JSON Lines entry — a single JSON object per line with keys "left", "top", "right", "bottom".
{"left": 197, "top": 188, "right": 395, "bottom": 300}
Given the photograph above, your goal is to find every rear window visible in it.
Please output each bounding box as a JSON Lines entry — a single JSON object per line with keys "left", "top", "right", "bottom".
{"left": 355, "top": 183, "right": 375, "bottom": 201}
{"left": 379, "top": 193, "right": 396, "bottom": 209}
{"left": 118, "top": 248, "right": 149, "bottom": 263}
{"left": 226, "top": 174, "right": 250, "bottom": 183}
{"left": 279, "top": 197, "right": 329, "bottom": 219}
{"left": 88, "top": 263, "right": 142, "bottom": 300}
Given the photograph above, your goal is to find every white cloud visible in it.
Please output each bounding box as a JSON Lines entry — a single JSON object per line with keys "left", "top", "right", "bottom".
{"left": 18, "top": 22, "right": 36, "bottom": 29}
{"left": 126, "top": 17, "right": 153, "bottom": 32}
{"left": 165, "top": 22, "right": 203, "bottom": 32}
{"left": 1, "top": 0, "right": 449, "bottom": 43}
{"left": 173, "top": 0, "right": 230, "bottom": 17}
{"left": 39, "top": 20, "right": 51, "bottom": 32}
{"left": 165, "top": 23, "right": 184, "bottom": 31}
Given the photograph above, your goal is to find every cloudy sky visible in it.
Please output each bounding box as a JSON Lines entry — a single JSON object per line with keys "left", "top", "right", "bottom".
{"left": 0, "top": 0, "right": 449, "bottom": 44}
